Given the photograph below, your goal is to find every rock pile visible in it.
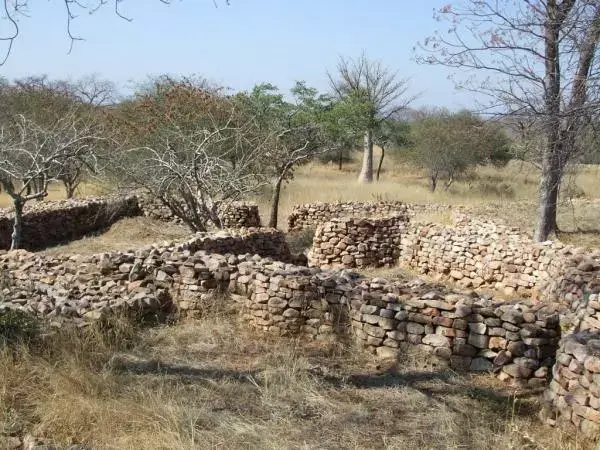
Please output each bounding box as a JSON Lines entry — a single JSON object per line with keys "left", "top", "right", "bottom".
{"left": 308, "top": 215, "right": 408, "bottom": 269}
{"left": 0, "top": 196, "right": 140, "bottom": 250}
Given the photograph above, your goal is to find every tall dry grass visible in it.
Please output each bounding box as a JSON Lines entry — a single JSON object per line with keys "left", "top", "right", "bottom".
{"left": 254, "top": 149, "right": 600, "bottom": 247}
{"left": 0, "top": 304, "right": 592, "bottom": 450}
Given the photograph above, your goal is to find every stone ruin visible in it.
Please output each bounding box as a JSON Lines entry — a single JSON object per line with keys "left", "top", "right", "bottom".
{"left": 0, "top": 198, "right": 599, "bottom": 441}
{"left": 0, "top": 194, "right": 262, "bottom": 250}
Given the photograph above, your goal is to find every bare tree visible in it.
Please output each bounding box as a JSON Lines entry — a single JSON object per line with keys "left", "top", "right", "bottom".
{"left": 0, "top": 109, "right": 105, "bottom": 249}
{"left": 328, "top": 52, "right": 414, "bottom": 183}
{"left": 0, "top": 1, "right": 229, "bottom": 64}
{"left": 111, "top": 77, "right": 267, "bottom": 232}
{"left": 71, "top": 74, "right": 120, "bottom": 106}
{"left": 418, "top": 1, "right": 600, "bottom": 241}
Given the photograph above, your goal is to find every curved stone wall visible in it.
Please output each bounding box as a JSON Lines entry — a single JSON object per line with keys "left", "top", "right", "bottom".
{"left": 0, "top": 232, "right": 561, "bottom": 385}
{"left": 308, "top": 215, "right": 408, "bottom": 269}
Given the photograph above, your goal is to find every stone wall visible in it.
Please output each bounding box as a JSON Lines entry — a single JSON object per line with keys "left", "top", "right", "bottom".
{"left": 0, "top": 227, "right": 290, "bottom": 325}
{"left": 540, "top": 257, "right": 600, "bottom": 440}
{"left": 288, "top": 201, "right": 452, "bottom": 231}
{"left": 304, "top": 205, "right": 585, "bottom": 297}
{"left": 138, "top": 195, "right": 261, "bottom": 229}
{"left": 0, "top": 196, "right": 140, "bottom": 251}
{"left": 308, "top": 215, "right": 408, "bottom": 269}
{"left": 543, "top": 332, "right": 600, "bottom": 439}
{"left": 0, "top": 231, "right": 561, "bottom": 385}
{"left": 397, "top": 214, "right": 581, "bottom": 296}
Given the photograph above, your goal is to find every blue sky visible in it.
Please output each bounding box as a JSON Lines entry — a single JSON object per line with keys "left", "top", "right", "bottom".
{"left": 0, "top": 0, "right": 473, "bottom": 108}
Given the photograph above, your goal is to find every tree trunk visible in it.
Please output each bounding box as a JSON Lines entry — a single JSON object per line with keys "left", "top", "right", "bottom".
{"left": 11, "top": 198, "right": 24, "bottom": 250}
{"left": 357, "top": 129, "right": 373, "bottom": 183}
{"left": 64, "top": 181, "right": 76, "bottom": 199}
{"left": 430, "top": 172, "right": 438, "bottom": 192}
{"left": 268, "top": 176, "right": 284, "bottom": 228}
{"left": 376, "top": 144, "right": 385, "bottom": 181}
{"left": 338, "top": 148, "right": 343, "bottom": 170}
{"left": 534, "top": 145, "right": 562, "bottom": 242}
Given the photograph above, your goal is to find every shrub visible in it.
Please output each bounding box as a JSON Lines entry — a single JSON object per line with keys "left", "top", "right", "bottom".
{"left": 0, "top": 309, "right": 40, "bottom": 345}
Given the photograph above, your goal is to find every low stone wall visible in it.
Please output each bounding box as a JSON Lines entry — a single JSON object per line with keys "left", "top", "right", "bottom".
{"left": 308, "top": 215, "right": 408, "bottom": 269}
{"left": 288, "top": 201, "right": 452, "bottom": 231}
{"left": 0, "top": 228, "right": 290, "bottom": 324}
{"left": 0, "top": 196, "right": 140, "bottom": 251}
{"left": 138, "top": 195, "right": 261, "bottom": 229}
{"left": 543, "top": 332, "right": 600, "bottom": 439}
{"left": 0, "top": 234, "right": 561, "bottom": 385}
{"left": 398, "top": 214, "right": 579, "bottom": 296}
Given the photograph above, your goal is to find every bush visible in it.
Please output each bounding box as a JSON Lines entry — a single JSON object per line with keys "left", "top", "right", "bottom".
{"left": 0, "top": 309, "right": 40, "bottom": 345}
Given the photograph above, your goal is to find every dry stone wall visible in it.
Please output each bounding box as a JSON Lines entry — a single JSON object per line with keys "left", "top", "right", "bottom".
{"left": 0, "top": 228, "right": 291, "bottom": 325}
{"left": 541, "top": 257, "right": 600, "bottom": 440}
{"left": 288, "top": 201, "right": 452, "bottom": 231}
{"left": 0, "top": 196, "right": 140, "bottom": 251}
{"left": 304, "top": 204, "right": 585, "bottom": 297}
{"left": 543, "top": 332, "right": 600, "bottom": 439}
{"left": 137, "top": 195, "right": 261, "bottom": 229}
{"left": 398, "top": 214, "right": 581, "bottom": 296}
{"left": 0, "top": 231, "right": 562, "bottom": 386}
{"left": 308, "top": 215, "right": 408, "bottom": 269}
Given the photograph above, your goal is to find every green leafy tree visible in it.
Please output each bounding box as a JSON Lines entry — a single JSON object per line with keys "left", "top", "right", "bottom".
{"left": 234, "top": 82, "right": 337, "bottom": 228}
{"left": 411, "top": 110, "right": 511, "bottom": 192}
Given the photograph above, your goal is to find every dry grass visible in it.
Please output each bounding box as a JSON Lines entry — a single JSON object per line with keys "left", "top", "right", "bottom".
{"left": 0, "top": 181, "right": 111, "bottom": 210}
{"left": 255, "top": 149, "right": 600, "bottom": 247}
{"left": 42, "top": 217, "right": 192, "bottom": 255}
{"left": 0, "top": 304, "right": 592, "bottom": 450}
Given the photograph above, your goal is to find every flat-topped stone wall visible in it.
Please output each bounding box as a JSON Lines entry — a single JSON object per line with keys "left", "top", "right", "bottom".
{"left": 137, "top": 195, "right": 261, "bottom": 229}
{"left": 537, "top": 256, "right": 600, "bottom": 441}
{"left": 543, "top": 332, "right": 600, "bottom": 439}
{"left": 398, "top": 214, "right": 581, "bottom": 296}
{"left": 0, "top": 196, "right": 140, "bottom": 251}
{"left": 308, "top": 215, "right": 408, "bottom": 269}
{"left": 302, "top": 204, "right": 585, "bottom": 297}
{"left": 287, "top": 201, "right": 452, "bottom": 231}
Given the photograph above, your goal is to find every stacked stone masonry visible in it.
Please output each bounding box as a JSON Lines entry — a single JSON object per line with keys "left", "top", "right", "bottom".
{"left": 288, "top": 201, "right": 452, "bottom": 231}
{"left": 541, "top": 257, "right": 600, "bottom": 439}
{"left": 0, "top": 196, "right": 140, "bottom": 250}
{"left": 0, "top": 230, "right": 562, "bottom": 386}
{"left": 303, "top": 203, "right": 585, "bottom": 297}
{"left": 0, "top": 194, "right": 263, "bottom": 251}
{"left": 137, "top": 195, "right": 261, "bottom": 229}
{"left": 308, "top": 215, "right": 408, "bottom": 269}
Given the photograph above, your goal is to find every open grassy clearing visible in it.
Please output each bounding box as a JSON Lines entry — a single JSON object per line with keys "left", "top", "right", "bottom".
{"left": 41, "top": 217, "right": 192, "bottom": 255}
{"left": 0, "top": 304, "right": 591, "bottom": 450}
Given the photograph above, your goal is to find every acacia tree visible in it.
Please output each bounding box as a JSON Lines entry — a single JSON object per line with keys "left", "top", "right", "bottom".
{"left": 0, "top": 75, "right": 106, "bottom": 198}
{"left": 419, "top": 1, "right": 600, "bottom": 241}
{"left": 328, "top": 52, "right": 414, "bottom": 183}
{"left": 373, "top": 117, "right": 411, "bottom": 181}
{"left": 0, "top": 109, "right": 106, "bottom": 249}
{"left": 235, "top": 82, "right": 338, "bottom": 228}
{"left": 411, "top": 109, "right": 511, "bottom": 192}
{"left": 111, "top": 77, "right": 268, "bottom": 232}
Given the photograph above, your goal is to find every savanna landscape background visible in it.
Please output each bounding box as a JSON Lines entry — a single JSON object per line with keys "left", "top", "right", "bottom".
{"left": 0, "top": 1, "right": 600, "bottom": 449}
